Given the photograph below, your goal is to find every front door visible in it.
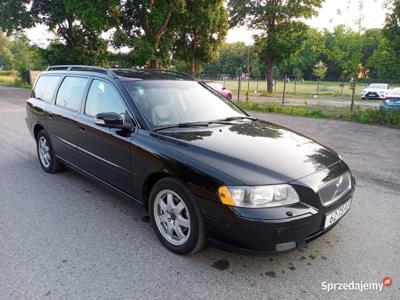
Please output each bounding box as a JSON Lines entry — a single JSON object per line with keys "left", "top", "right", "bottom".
{"left": 76, "top": 79, "right": 134, "bottom": 195}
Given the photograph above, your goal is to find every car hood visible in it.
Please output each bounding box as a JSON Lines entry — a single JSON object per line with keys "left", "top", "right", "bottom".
{"left": 158, "top": 120, "right": 340, "bottom": 185}
{"left": 363, "top": 88, "right": 387, "bottom": 93}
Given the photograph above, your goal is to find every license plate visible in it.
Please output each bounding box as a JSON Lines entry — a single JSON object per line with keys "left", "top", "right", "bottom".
{"left": 324, "top": 199, "right": 352, "bottom": 229}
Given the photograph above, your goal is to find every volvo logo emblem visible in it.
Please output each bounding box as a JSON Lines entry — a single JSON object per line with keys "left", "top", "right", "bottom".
{"left": 334, "top": 176, "right": 343, "bottom": 197}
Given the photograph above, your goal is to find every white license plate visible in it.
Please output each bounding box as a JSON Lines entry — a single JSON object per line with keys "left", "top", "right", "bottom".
{"left": 324, "top": 199, "right": 352, "bottom": 229}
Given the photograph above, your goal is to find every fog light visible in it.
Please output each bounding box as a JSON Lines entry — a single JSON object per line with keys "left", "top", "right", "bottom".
{"left": 275, "top": 241, "right": 296, "bottom": 251}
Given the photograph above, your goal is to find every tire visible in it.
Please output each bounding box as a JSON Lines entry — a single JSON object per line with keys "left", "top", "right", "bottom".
{"left": 36, "top": 130, "right": 63, "bottom": 173}
{"left": 149, "top": 177, "right": 207, "bottom": 254}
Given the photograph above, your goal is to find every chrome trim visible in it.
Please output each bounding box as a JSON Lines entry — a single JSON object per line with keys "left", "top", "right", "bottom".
{"left": 57, "top": 137, "right": 77, "bottom": 149}
{"left": 57, "top": 136, "right": 130, "bottom": 173}
{"left": 318, "top": 171, "right": 352, "bottom": 206}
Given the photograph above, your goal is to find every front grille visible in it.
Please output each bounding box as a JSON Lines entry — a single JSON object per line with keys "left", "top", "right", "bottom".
{"left": 318, "top": 172, "right": 352, "bottom": 206}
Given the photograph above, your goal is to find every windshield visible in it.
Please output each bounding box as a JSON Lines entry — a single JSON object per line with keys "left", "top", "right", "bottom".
{"left": 388, "top": 88, "right": 400, "bottom": 96}
{"left": 207, "top": 82, "right": 223, "bottom": 90}
{"left": 368, "top": 84, "right": 387, "bottom": 89}
{"left": 123, "top": 80, "right": 244, "bottom": 127}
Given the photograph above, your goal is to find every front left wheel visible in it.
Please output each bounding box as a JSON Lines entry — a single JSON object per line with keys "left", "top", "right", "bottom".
{"left": 149, "top": 178, "right": 207, "bottom": 254}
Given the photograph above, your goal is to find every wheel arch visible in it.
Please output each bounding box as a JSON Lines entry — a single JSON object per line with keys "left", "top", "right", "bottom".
{"left": 33, "top": 123, "right": 45, "bottom": 140}
{"left": 142, "top": 172, "right": 171, "bottom": 210}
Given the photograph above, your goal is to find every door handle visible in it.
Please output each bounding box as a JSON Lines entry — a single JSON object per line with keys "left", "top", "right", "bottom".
{"left": 47, "top": 112, "right": 53, "bottom": 119}
{"left": 79, "top": 126, "right": 86, "bottom": 132}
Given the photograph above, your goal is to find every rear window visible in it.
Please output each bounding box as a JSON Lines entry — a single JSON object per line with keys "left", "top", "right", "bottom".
{"left": 55, "top": 76, "right": 88, "bottom": 111}
{"left": 33, "top": 75, "right": 61, "bottom": 103}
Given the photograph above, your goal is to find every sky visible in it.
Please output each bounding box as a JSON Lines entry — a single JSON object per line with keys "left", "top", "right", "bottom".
{"left": 26, "top": 0, "right": 388, "bottom": 47}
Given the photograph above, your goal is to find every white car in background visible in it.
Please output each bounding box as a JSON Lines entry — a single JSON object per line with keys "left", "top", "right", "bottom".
{"left": 361, "top": 83, "right": 389, "bottom": 100}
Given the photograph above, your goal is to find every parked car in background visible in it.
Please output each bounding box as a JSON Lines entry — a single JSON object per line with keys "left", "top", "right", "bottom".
{"left": 205, "top": 81, "right": 233, "bottom": 100}
{"left": 361, "top": 83, "right": 389, "bottom": 100}
{"left": 380, "top": 88, "right": 400, "bottom": 111}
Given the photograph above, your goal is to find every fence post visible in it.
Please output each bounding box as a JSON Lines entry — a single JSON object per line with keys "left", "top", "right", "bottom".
{"left": 316, "top": 79, "right": 320, "bottom": 96}
{"left": 256, "top": 78, "right": 259, "bottom": 93}
{"left": 246, "top": 76, "right": 250, "bottom": 102}
{"left": 350, "top": 78, "right": 356, "bottom": 112}
{"left": 237, "top": 76, "right": 241, "bottom": 102}
{"left": 340, "top": 81, "right": 344, "bottom": 96}
{"left": 294, "top": 80, "right": 297, "bottom": 94}
{"left": 282, "top": 75, "right": 287, "bottom": 106}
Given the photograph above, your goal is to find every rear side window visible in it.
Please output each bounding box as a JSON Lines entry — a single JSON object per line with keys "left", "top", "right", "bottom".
{"left": 56, "top": 76, "right": 88, "bottom": 111}
{"left": 85, "top": 79, "right": 126, "bottom": 117}
{"left": 33, "top": 75, "right": 61, "bottom": 103}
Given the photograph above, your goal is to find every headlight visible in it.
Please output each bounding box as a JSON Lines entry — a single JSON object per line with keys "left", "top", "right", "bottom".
{"left": 218, "top": 185, "right": 300, "bottom": 208}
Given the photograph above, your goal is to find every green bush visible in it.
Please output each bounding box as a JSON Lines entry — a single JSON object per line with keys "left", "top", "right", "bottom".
{"left": 237, "top": 102, "right": 400, "bottom": 127}
{"left": 0, "top": 70, "right": 15, "bottom": 76}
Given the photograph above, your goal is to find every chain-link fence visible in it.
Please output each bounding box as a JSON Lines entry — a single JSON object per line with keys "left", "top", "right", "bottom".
{"left": 197, "top": 73, "right": 400, "bottom": 101}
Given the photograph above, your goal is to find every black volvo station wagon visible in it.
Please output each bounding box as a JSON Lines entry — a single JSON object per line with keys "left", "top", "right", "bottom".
{"left": 26, "top": 65, "right": 355, "bottom": 255}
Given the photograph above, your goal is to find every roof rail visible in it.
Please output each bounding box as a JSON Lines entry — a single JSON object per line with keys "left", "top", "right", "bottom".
{"left": 131, "top": 67, "right": 195, "bottom": 80}
{"left": 46, "top": 65, "right": 195, "bottom": 80}
{"left": 46, "top": 65, "right": 115, "bottom": 76}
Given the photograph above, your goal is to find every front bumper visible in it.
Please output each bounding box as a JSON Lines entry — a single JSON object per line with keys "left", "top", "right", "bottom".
{"left": 201, "top": 185, "right": 355, "bottom": 255}
{"left": 362, "top": 92, "right": 385, "bottom": 99}
{"left": 380, "top": 104, "right": 400, "bottom": 111}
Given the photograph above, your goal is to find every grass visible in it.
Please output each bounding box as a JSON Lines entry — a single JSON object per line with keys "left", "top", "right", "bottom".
{"left": 212, "top": 79, "right": 400, "bottom": 99}
{"left": 237, "top": 101, "right": 400, "bottom": 127}
{"left": 0, "top": 74, "right": 31, "bottom": 89}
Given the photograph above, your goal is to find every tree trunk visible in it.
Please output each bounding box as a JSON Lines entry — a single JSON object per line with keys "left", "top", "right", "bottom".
{"left": 190, "top": 57, "right": 196, "bottom": 75}
{"left": 266, "top": 59, "right": 274, "bottom": 94}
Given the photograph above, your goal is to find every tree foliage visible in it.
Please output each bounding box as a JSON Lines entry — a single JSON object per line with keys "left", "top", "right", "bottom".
{"left": 228, "top": 0, "right": 323, "bottom": 93}
{"left": 114, "top": 0, "right": 186, "bottom": 68}
{"left": 312, "top": 61, "right": 327, "bottom": 80}
{"left": 172, "top": 0, "right": 228, "bottom": 74}
{"left": 0, "top": 0, "right": 119, "bottom": 65}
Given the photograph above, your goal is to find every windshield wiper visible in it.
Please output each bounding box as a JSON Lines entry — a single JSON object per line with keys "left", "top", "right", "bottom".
{"left": 153, "top": 117, "right": 256, "bottom": 132}
{"left": 217, "top": 116, "right": 258, "bottom": 122}
{"left": 153, "top": 121, "right": 210, "bottom": 132}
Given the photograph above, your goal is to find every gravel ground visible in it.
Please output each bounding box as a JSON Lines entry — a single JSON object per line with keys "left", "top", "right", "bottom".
{"left": 0, "top": 86, "right": 399, "bottom": 299}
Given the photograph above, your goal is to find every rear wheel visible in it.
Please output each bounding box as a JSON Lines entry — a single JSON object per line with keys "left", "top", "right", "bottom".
{"left": 36, "top": 130, "right": 63, "bottom": 173}
{"left": 149, "top": 178, "right": 206, "bottom": 254}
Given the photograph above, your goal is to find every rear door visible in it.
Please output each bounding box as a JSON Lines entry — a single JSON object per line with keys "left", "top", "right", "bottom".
{"left": 27, "top": 74, "right": 62, "bottom": 133}
{"left": 46, "top": 76, "right": 89, "bottom": 164}
{"left": 76, "top": 78, "right": 134, "bottom": 194}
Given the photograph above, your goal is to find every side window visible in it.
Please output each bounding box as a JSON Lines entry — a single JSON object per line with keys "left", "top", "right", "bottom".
{"left": 85, "top": 79, "right": 126, "bottom": 117}
{"left": 33, "top": 75, "right": 61, "bottom": 103}
{"left": 56, "top": 76, "right": 88, "bottom": 111}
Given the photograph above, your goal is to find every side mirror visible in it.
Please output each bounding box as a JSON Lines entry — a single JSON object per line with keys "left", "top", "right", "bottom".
{"left": 95, "top": 112, "right": 132, "bottom": 130}
{"left": 222, "top": 87, "right": 227, "bottom": 90}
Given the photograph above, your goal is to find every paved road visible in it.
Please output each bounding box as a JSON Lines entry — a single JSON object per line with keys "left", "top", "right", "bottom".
{"left": 0, "top": 86, "right": 399, "bottom": 299}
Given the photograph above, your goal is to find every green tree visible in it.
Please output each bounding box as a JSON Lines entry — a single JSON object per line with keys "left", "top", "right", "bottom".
{"left": 312, "top": 60, "right": 327, "bottom": 80}
{"left": 202, "top": 42, "right": 249, "bottom": 77}
{"left": 172, "top": 0, "right": 228, "bottom": 74}
{"left": 114, "top": 0, "right": 186, "bottom": 68}
{"left": 10, "top": 33, "right": 44, "bottom": 81}
{"left": 0, "top": 32, "right": 13, "bottom": 69}
{"left": 229, "top": 0, "right": 323, "bottom": 93}
{"left": 0, "top": 1, "right": 32, "bottom": 33}
{"left": 371, "top": 0, "right": 400, "bottom": 80}
{"left": 0, "top": 0, "right": 118, "bottom": 65}
{"left": 312, "top": 60, "right": 327, "bottom": 95}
